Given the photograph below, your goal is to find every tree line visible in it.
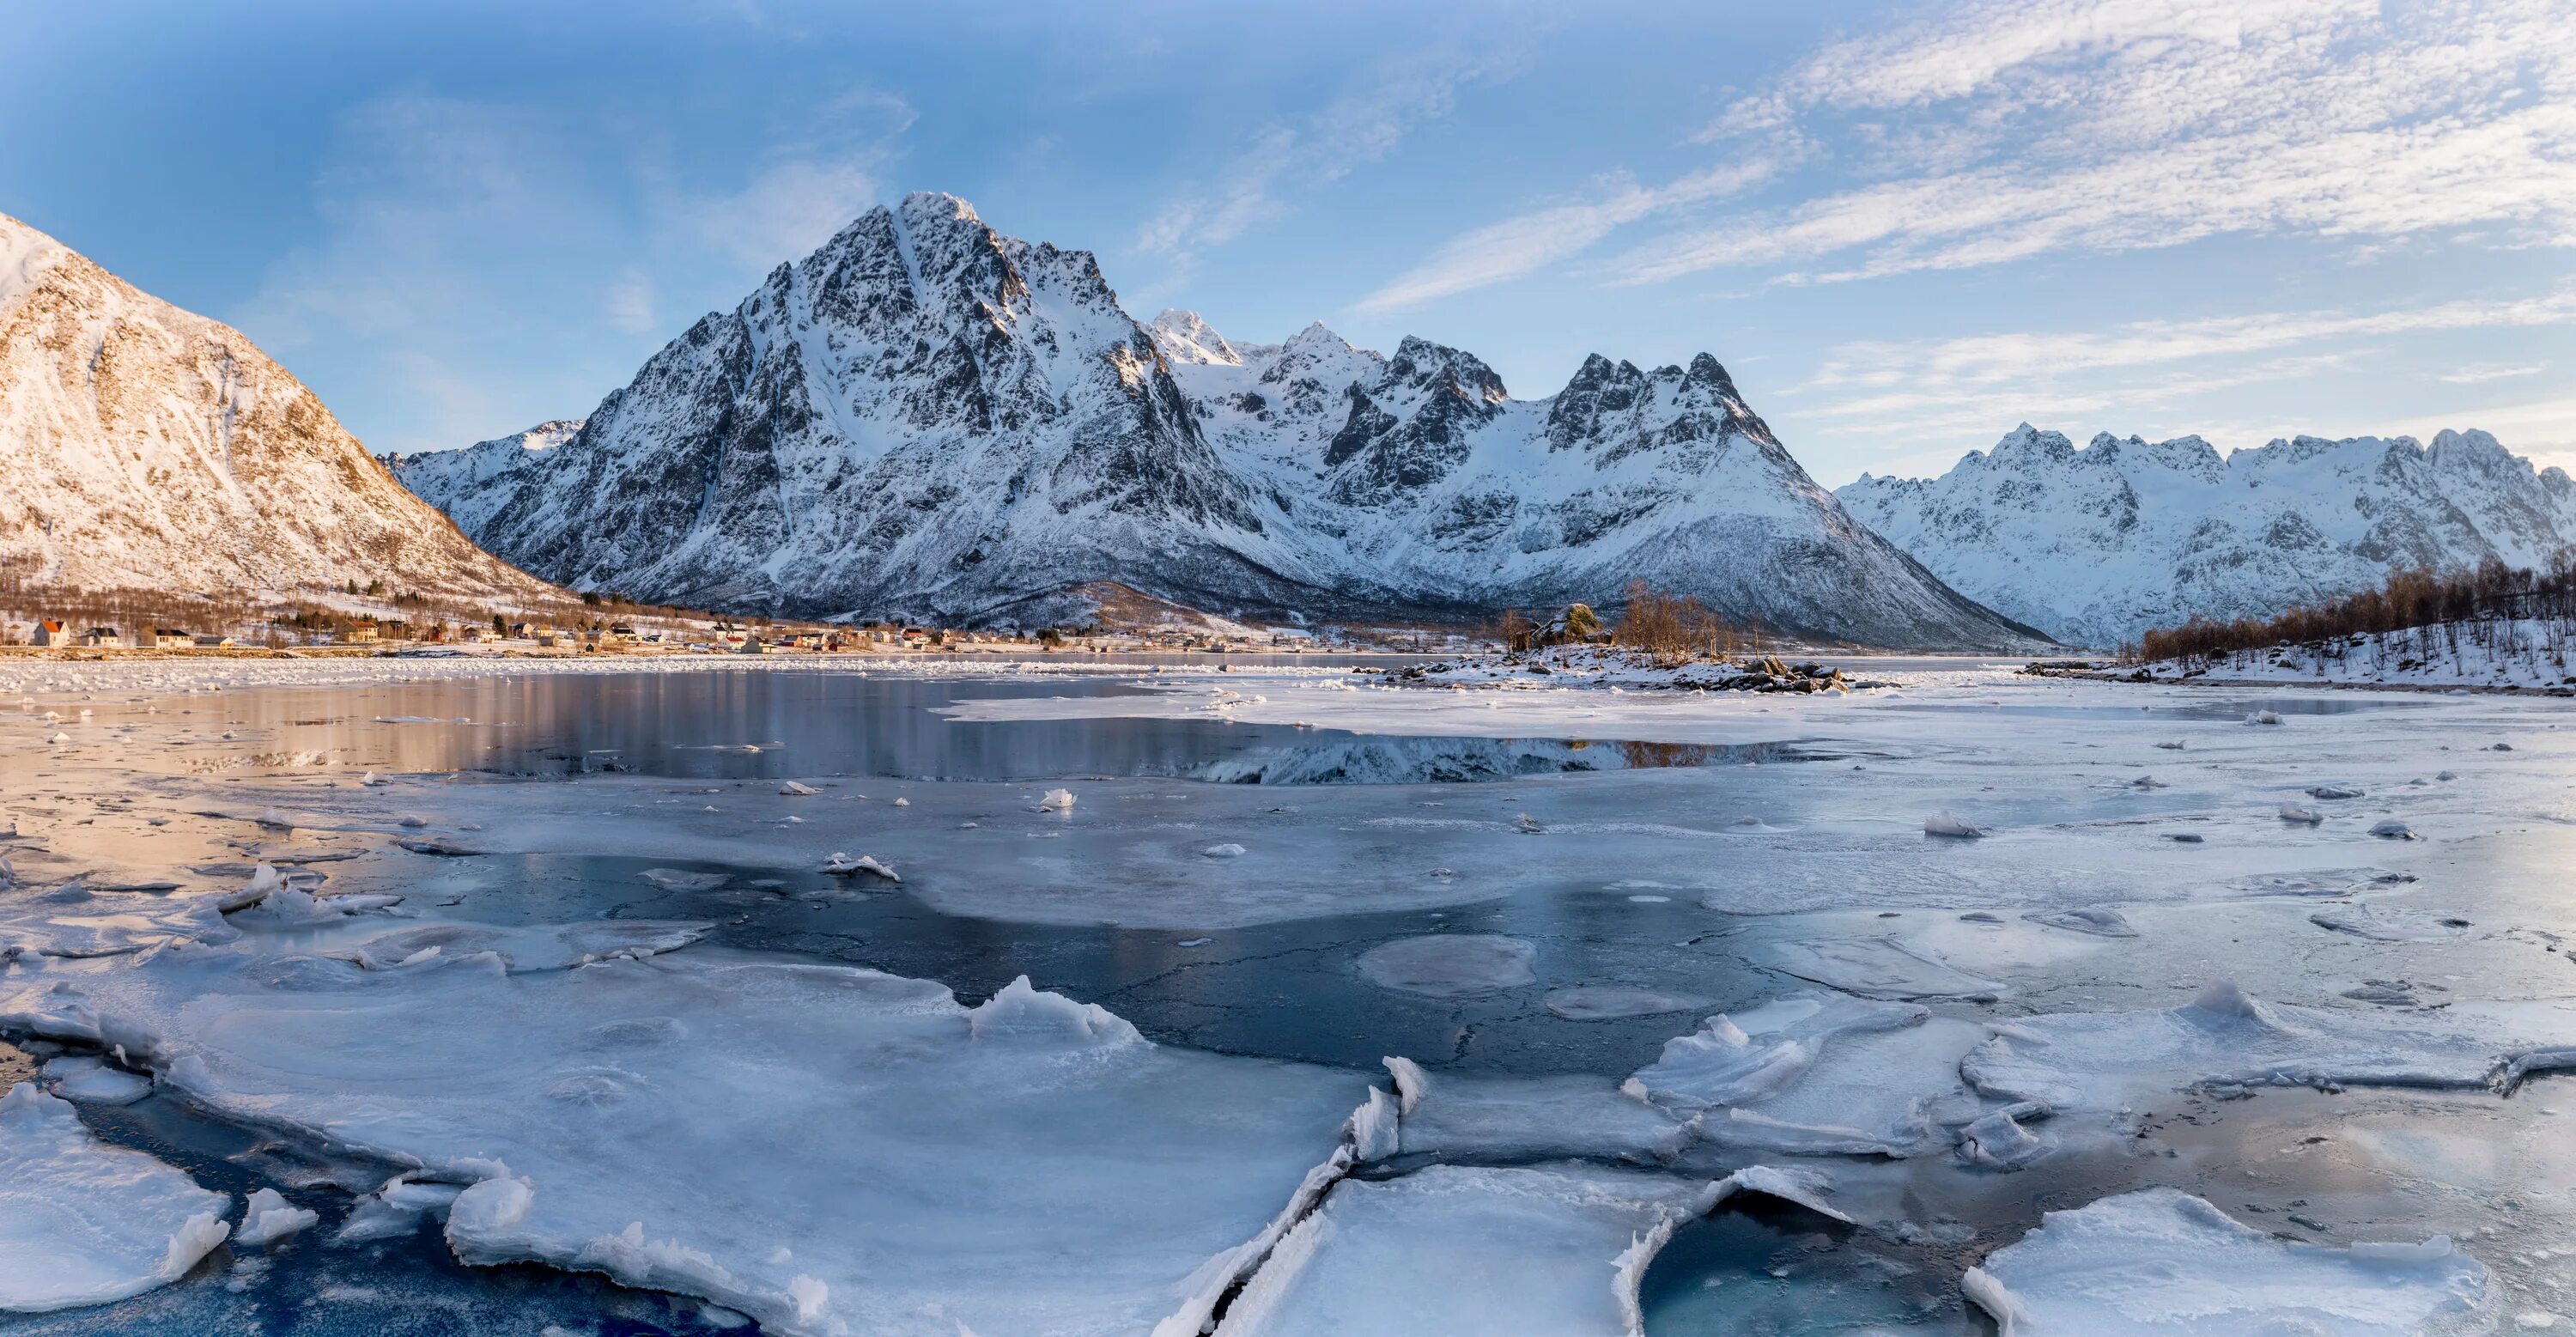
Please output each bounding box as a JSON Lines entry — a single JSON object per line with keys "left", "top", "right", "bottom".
{"left": 2131, "top": 550, "right": 2576, "bottom": 665}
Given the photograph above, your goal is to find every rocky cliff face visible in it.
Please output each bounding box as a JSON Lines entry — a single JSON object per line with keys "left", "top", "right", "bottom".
{"left": 1838, "top": 423, "right": 2576, "bottom": 647}
{"left": 398, "top": 192, "right": 2039, "bottom": 648}
{"left": 0, "top": 210, "right": 553, "bottom": 602}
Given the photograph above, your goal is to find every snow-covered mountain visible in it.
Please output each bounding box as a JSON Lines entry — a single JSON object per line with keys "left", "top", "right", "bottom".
{"left": 397, "top": 192, "right": 2036, "bottom": 647}
{"left": 1838, "top": 424, "right": 2576, "bottom": 648}
{"left": 0, "top": 210, "right": 554, "bottom": 601}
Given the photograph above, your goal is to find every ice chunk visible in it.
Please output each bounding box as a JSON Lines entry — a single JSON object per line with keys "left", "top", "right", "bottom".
{"left": 1962, "top": 1188, "right": 2484, "bottom": 1335}
{"left": 1542, "top": 987, "right": 1714, "bottom": 1020}
{"left": 41, "top": 1054, "right": 152, "bottom": 1105}
{"left": 1923, "top": 811, "right": 1985, "bottom": 838}
{"left": 234, "top": 1187, "right": 319, "bottom": 1247}
{"left": 1632, "top": 995, "right": 1923, "bottom": 1109}
{"left": 1763, "top": 936, "right": 2007, "bottom": 1000}
{"left": 2247, "top": 709, "right": 2284, "bottom": 725}
{"left": 778, "top": 781, "right": 819, "bottom": 796}
{"left": 1631, "top": 993, "right": 1993, "bottom": 1158}
{"left": 1356, "top": 935, "right": 1537, "bottom": 996}
{"left": 2306, "top": 784, "right": 2364, "bottom": 799}
{"left": 820, "top": 853, "right": 899, "bottom": 881}
{"left": 2278, "top": 802, "right": 2324, "bottom": 824}
{"left": 227, "top": 884, "right": 403, "bottom": 928}
{"left": 1957, "top": 1101, "right": 2050, "bottom": 1170}
{"left": 0, "top": 1083, "right": 231, "bottom": 1312}
{"left": 2022, "top": 908, "right": 2136, "bottom": 939}
{"left": 1038, "top": 787, "right": 1076, "bottom": 811}
{"left": 333, "top": 1176, "right": 466, "bottom": 1244}
{"left": 2369, "top": 818, "right": 2419, "bottom": 840}
{"left": 1963, "top": 981, "right": 2568, "bottom": 1110}
{"left": 1202, "top": 843, "right": 1248, "bottom": 859}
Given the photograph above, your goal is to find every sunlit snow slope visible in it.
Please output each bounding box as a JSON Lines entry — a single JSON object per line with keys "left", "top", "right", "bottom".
{"left": 396, "top": 192, "right": 2038, "bottom": 649}
{"left": 1839, "top": 423, "right": 2576, "bottom": 649}
{"left": 0, "top": 211, "right": 554, "bottom": 600}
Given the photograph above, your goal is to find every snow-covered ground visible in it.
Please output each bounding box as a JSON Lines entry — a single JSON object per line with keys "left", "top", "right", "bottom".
{"left": 2117, "top": 618, "right": 2576, "bottom": 692}
{"left": 0, "top": 655, "right": 2571, "bottom": 1332}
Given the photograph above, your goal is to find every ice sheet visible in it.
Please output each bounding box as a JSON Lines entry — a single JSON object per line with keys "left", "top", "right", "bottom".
{"left": 1963, "top": 981, "right": 2573, "bottom": 1109}
{"left": 1214, "top": 1164, "right": 1837, "bottom": 1337}
{"left": 0, "top": 940, "right": 1369, "bottom": 1337}
{"left": 0, "top": 1082, "right": 231, "bottom": 1312}
{"left": 1962, "top": 1188, "right": 2485, "bottom": 1335}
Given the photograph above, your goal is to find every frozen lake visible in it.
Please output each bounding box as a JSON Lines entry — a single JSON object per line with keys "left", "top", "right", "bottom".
{"left": 0, "top": 659, "right": 2568, "bottom": 1334}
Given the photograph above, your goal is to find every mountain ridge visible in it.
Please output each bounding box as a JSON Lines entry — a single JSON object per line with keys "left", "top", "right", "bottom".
{"left": 395, "top": 191, "right": 2043, "bottom": 648}
{"left": 0, "top": 210, "right": 556, "bottom": 602}
{"left": 1838, "top": 422, "right": 2574, "bottom": 648}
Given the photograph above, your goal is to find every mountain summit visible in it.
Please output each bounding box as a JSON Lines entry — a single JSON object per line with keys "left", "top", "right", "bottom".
{"left": 398, "top": 191, "right": 2038, "bottom": 647}
{"left": 0, "top": 210, "right": 551, "bottom": 600}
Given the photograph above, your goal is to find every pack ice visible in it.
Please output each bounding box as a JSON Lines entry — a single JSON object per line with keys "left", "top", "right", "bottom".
{"left": 1964, "top": 1188, "right": 2485, "bottom": 1335}
{"left": 0, "top": 927, "right": 1371, "bottom": 1336}
{"left": 0, "top": 1082, "right": 231, "bottom": 1312}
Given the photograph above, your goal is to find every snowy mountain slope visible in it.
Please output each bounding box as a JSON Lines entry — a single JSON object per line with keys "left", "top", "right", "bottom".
{"left": 398, "top": 192, "right": 2038, "bottom": 648}
{"left": 0, "top": 210, "right": 556, "bottom": 601}
{"left": 383, "top": 419, "right": 583, "bottom": 538}
{"left": 1838, "top": 424, "right": 2576, "bottom": 648}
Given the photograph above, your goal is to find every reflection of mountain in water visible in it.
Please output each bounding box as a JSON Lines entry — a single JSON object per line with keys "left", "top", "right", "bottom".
{"left": 1185, "top": 737, "right": 1807, "bottom": 785}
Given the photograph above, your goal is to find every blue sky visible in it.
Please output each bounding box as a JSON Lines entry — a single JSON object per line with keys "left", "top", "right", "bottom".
{"left": 6, "top": 0, "right": 2571, "bottom": 483}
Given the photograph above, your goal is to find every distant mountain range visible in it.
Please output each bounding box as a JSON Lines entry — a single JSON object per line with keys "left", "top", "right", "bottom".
{"left": 391, "top": 192, "right": 2039, "bottom": 649}
{"left": 1838, "top": 424, "right": 2576, "bottom": 649}
{"left": 0, "top": 211, "right": 552, "bottom": 601}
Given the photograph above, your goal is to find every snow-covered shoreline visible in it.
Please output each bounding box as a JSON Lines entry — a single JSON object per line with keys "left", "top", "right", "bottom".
{"left": 2057, "top": 617, "right": 2576, "bottom": 694}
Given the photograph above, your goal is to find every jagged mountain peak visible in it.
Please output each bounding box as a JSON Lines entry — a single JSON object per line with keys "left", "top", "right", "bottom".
{"left": 1149, "top": 308, "right": 1242, "bottom": 366}
{"left": 398, "top": 191, "right": 2037, "bottom": 647}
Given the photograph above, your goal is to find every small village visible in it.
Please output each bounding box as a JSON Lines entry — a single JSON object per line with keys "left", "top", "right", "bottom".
{"left": 0, "top": 610, "right": 1447, "bottom": 658}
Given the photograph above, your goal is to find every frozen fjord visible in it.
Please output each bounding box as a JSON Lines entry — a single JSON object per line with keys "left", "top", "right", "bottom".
{"left": 0, "top": 658, "right": 2573, "bottom": 1333}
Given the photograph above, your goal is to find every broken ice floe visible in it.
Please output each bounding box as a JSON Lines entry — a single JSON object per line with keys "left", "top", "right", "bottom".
{"left": 2278, "top": 801, "right": 2325, "bottom": 824}
{"left": 778, "top": 781, "right": 819, "bottom": 796}
{"left": 234, "top": 1187, "right": 319, "bottom": 1248}
{"left": 1373, "top": 1061, "right": 1696, "bottom": 1164}
{"left": 0, "top": 936, "right": 1371, "bottom": 1336}
{"left": 1963, "top": 1188, "right": 2484, "bottom": 1335}
{"left": 40, "top": 1054, "right": 152, "bottom": 1105}
{"left": 1626, "top": 993, "right": 1990, "bottom": 1158}
{"left": 1214, "top": 1163, "right": 1843, "bottom": 1337}
{"left": 1037, "top": 787, "right": 1076, "bottom": 811}
{"left": 2368, "top": 818, "right": 2420, "bottom": 840}
{"left": 0, "top": 1082, "right": 231, "bottom": 1312}
{"left": 1963, "top": 981, "right": 2573, "bottom": 1110}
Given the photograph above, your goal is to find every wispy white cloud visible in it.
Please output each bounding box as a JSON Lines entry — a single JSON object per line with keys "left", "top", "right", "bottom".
{"left": 1807, "top": 289, "right": 2576, "bottom": 392}
{"left": 1136, "top": 52, "right": 1503, "bottom": 276}
{"left": 1604, "top": 0, "right": 2576, "bottom": 285}
{"left": 1353, "top": 161, "right": 1777, "bottom": 313}
{"left": 1791, "top": 290, "right": 2576, "bottom": 461}
{"left": 2439, "top": 362, "right": 2545, "bottom": 384}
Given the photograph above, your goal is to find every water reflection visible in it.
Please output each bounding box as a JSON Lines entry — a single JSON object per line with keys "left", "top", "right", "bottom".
{"left": 181, "top": 672, "right": 1818, "bottom": 783}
